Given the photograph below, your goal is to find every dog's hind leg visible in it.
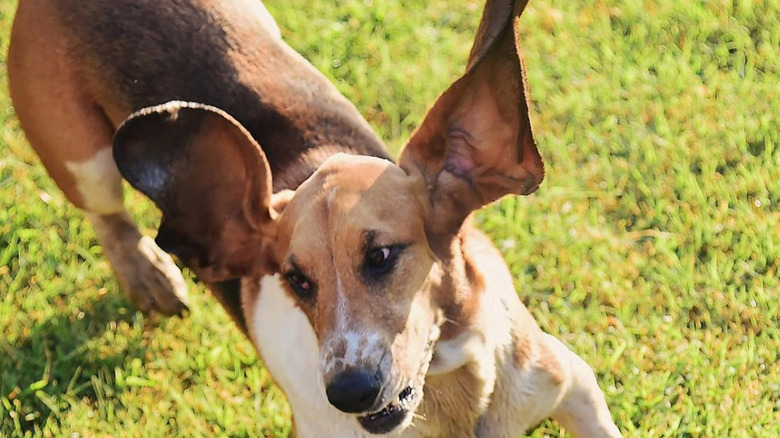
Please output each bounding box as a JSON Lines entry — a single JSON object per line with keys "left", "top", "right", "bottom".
{"left": 545, "top": 335, "right": 623, "bottom": 438}
{"left": 8, "top": 3, "right": 189, "bottom": 316}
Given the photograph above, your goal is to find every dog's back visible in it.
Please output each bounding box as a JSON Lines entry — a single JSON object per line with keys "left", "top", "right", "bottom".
{"left": 10, "top": 0, "right": 388, "bottom": 191}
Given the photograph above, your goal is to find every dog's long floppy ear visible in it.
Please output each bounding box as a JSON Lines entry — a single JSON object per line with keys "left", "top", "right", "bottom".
{"left": 399, "top": 0, "right": 543, "bottom": 238}
{"left": 113, "top": 101, "right": 278, "bottom": 282}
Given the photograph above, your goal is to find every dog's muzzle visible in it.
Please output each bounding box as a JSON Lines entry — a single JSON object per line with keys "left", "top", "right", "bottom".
{"left": 324, "top": 325, "right": 439, "bottom": 434}
{"left": 325, "top": 369, "right": 417, "bottom": 434}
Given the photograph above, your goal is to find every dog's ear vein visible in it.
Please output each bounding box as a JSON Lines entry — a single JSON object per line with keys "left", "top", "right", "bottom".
{"left": 113, "top": 101, "right": 278, "bottom": 282}
{"left": 399, "top": 0, "right": 543, "bottom": 238}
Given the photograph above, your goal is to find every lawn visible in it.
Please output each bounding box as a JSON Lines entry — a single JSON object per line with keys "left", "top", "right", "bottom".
{"left": 1, "top": 0, "right": 779, "bottom": 437}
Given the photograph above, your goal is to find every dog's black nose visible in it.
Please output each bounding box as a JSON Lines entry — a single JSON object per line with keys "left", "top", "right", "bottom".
{"left": 326, "top": 370, "right": 381, "bottom": 413}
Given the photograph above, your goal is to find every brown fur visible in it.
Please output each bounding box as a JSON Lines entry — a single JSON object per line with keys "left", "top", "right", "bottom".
{"left": 9, "top": 0, "right": 389, "bottom": 320}
{"left": 49, "top": 0, "right": 390, "bottom": 182}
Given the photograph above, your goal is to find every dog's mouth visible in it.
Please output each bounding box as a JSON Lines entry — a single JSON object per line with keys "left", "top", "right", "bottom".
{"left": 357, "top": 386, "right": 416, "bottom": 434}
{"left": 352, "top": 324, "right": 440, "bottom": 435}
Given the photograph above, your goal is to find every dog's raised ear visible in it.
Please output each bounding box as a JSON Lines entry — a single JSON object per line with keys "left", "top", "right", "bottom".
{"left": 399, "top": 0, "right": 543, "bottom": 238}
{"left": 114, "top": 101, "right": 278, "bottom": 282}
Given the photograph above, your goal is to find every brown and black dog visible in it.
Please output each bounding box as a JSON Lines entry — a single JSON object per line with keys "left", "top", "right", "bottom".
{"left": 9, "top": 0, "right": 622, "bottom": 436}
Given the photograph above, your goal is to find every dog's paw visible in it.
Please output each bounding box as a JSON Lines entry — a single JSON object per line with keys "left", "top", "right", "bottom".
{"left": 105, "top": 235, "right": 190, "bottom": 316}
{"left": 90, "top": 213, "right": 190, "bottom": 316}
{"left": 128, "top": 236, "right": 190, "bottom": 315}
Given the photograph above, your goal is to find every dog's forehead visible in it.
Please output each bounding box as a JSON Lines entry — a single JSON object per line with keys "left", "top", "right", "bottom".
{"left": 291, "top": 154, "right": 421, "bottom": 219}
{"left": 317, "top": 153, "right": 407, "bottom": 194}
{"left": 277, "top": 153, "right": 427, "bottom": 259}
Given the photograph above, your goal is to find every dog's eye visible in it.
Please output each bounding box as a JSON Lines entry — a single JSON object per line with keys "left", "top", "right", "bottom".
{"left": 285, "top": 269, "right": 315, "bottom": 299}
{"left": 365, "top": 246, "right": 400, "bottom": 278}
{"left": 368, "top": 247, "right": 390, "bottom": 267}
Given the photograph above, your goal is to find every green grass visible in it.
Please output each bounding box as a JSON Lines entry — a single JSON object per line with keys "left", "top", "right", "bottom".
{"left": 1, "top": 0, "right": 779, "bottom": 436}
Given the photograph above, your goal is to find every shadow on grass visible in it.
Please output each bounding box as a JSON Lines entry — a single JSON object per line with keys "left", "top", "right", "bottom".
{"left": 0, "top": 293, "right": 144, "bottom": 435}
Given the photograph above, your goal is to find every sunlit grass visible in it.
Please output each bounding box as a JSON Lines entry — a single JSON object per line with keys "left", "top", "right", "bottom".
{"left": 1, "top": 0, "right": 778, "bottom": 436}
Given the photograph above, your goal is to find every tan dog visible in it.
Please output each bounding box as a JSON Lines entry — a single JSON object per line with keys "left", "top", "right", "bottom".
{"left": 10, "top": 0, "right": 622, "bottom": 436}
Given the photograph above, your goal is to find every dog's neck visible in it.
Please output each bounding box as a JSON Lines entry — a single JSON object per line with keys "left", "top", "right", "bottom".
{"left": 414, "top": 221, "right": 503, "bottom": 435}
{"left": 430, "top": 218, "right": 486, "bottom": 341}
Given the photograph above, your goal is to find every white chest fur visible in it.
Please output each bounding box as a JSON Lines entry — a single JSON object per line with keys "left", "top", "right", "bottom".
{"left": 249, "top": 275, "right": 396, "bottom": 438}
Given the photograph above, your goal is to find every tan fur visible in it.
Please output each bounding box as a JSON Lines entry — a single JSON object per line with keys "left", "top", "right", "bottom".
{"left": 537, "top": 342, "right": 568, "bottom": 387}
{"left": 9, "top": 0, "right": 116, "bottom": 209}
{"left": 273, "top": 156, "right": 440, "bottom": 393}
{"left": 256, "top": 154, "right": 622, "bottom": 437}
{"left": 88, "top": 212, "right": 189, "bottom": 315}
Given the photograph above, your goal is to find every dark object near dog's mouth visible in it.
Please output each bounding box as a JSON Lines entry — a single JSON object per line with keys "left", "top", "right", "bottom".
{"left": 357, "top": 386, "right": 415, "bottom": 434}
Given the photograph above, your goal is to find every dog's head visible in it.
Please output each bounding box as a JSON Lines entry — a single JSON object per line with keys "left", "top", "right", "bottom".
{"left": 271, "top": 153, "right": 441, "bottom": 433}
{"left": 114, "top": 0, "right": 541, "bottom": 434}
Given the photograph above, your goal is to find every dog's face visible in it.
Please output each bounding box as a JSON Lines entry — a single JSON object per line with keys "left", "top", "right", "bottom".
{"left": 271, "top": 154, "right": 442, "bottom": 432}
{"left": 113, "top": 0, "right": 542, "bottom": 434}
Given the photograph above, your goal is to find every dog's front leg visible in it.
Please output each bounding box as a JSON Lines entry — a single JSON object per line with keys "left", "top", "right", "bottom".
{"left": 545, "top": 334, "right": 623, "bottom": 438}
{"left": 89, "top": 211, "right": 189, "bottom": 315}
{"left": 8, "top": 2, "right": 191, "bottom": 316}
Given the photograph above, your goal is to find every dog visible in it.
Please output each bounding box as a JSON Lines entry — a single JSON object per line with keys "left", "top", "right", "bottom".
{"left": 9, "top": 0, "right": 623, "bottom": 436}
